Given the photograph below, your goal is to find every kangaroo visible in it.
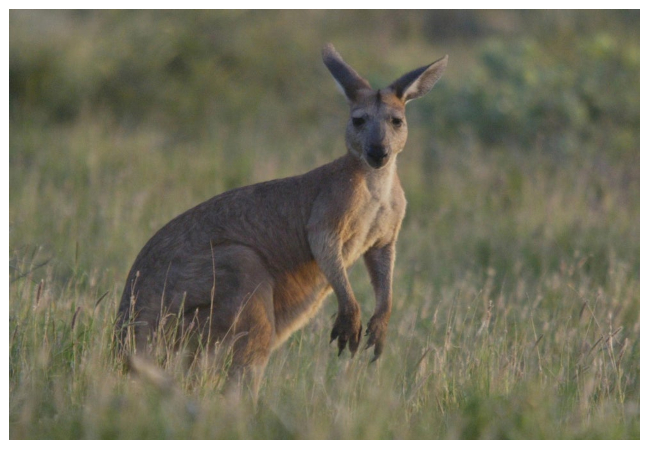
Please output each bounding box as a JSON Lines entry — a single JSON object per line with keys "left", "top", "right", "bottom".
{"left": 116, "top": 44, "right": 447, "bottom": 400}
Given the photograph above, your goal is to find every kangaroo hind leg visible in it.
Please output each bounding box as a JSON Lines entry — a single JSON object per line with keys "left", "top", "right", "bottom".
{"left": 204, "top": 245, "right": 276, "bottom": 403}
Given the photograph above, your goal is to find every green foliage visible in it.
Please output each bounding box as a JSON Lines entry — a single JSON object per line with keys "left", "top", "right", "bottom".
{"left": 10, "top": 10, "right": 639, "bottom": 439}
{"left": 427, "top": 34, "right": 639, "bottom": 156}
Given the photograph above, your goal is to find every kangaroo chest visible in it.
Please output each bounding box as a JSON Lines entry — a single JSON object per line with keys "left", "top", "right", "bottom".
{"left": 340, "top": 178, "right": 405, "bottom": 267}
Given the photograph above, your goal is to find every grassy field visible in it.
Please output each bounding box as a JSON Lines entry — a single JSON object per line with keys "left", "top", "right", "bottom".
{"left": 9, "top": 11, "right": 639, "bottom": 439}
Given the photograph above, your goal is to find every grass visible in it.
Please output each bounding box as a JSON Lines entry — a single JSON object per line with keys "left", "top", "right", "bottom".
{"left": 9, "top": 118, "right": 639, "bottom": 438}
{"left": 9, "top": 10, "right": 639, "bottom": 439}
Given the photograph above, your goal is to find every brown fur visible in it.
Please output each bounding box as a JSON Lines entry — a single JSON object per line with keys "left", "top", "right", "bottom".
{"left": 115, "top": 44, "right": 447, "bottom": 400}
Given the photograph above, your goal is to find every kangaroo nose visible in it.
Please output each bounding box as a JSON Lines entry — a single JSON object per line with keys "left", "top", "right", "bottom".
{"left": 367, "top": 145, "right": 389, "bottom": 167}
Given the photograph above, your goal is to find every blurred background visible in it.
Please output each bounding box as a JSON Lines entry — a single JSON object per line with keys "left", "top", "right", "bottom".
{"left": 9, "top": 10, "right": 639, "bottom": 279}
{"left": 9, "top": 11, "right": 640, "bottom": 438}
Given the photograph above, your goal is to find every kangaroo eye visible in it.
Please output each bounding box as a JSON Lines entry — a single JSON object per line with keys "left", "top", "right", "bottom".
{"left": 352, "top": 117, "right": 365, "bottom": 127}
{"left": 391, "top": 117, "right": 404, "bottom": 127}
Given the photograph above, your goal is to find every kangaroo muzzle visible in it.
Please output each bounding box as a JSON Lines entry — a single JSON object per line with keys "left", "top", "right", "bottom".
{"left": 366, "top": 145, "right": 389, "bottom": 168}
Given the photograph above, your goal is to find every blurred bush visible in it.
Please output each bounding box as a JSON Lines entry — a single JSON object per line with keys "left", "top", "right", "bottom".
{"left": 427, "top": 31, "right": 639, "bottom": 160}
{"left": 10, "top": 11, "right": 639, "bottom": 158}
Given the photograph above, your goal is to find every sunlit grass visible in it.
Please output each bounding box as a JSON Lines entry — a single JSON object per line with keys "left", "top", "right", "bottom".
{"left": 9, "top": 247, "right": 639, "bottom": 438}
{"left": 9, "top": 116, "right": 639, "bottom": 437}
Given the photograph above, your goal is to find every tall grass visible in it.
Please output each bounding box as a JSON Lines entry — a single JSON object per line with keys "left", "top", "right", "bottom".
{"left": 9, "top": 224, "right": 639, "bottom": 438}
{"left": 9, "top": 119, "right": 639, "bottom": 438}
{"left": 9, "top": 10, "right": 639, "bottom": 439}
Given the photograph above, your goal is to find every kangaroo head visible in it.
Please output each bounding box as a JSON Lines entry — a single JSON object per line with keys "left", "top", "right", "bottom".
{"left": 323, "top": 43, "right": 447, "bottom": 170}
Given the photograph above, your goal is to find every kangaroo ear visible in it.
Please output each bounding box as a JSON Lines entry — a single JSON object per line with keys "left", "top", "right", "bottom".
{"left": 322, "top": 43, "right": 372, "bottom": 102}
{"left": 390, "top": 55, "right": 448, "bottom": 103}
